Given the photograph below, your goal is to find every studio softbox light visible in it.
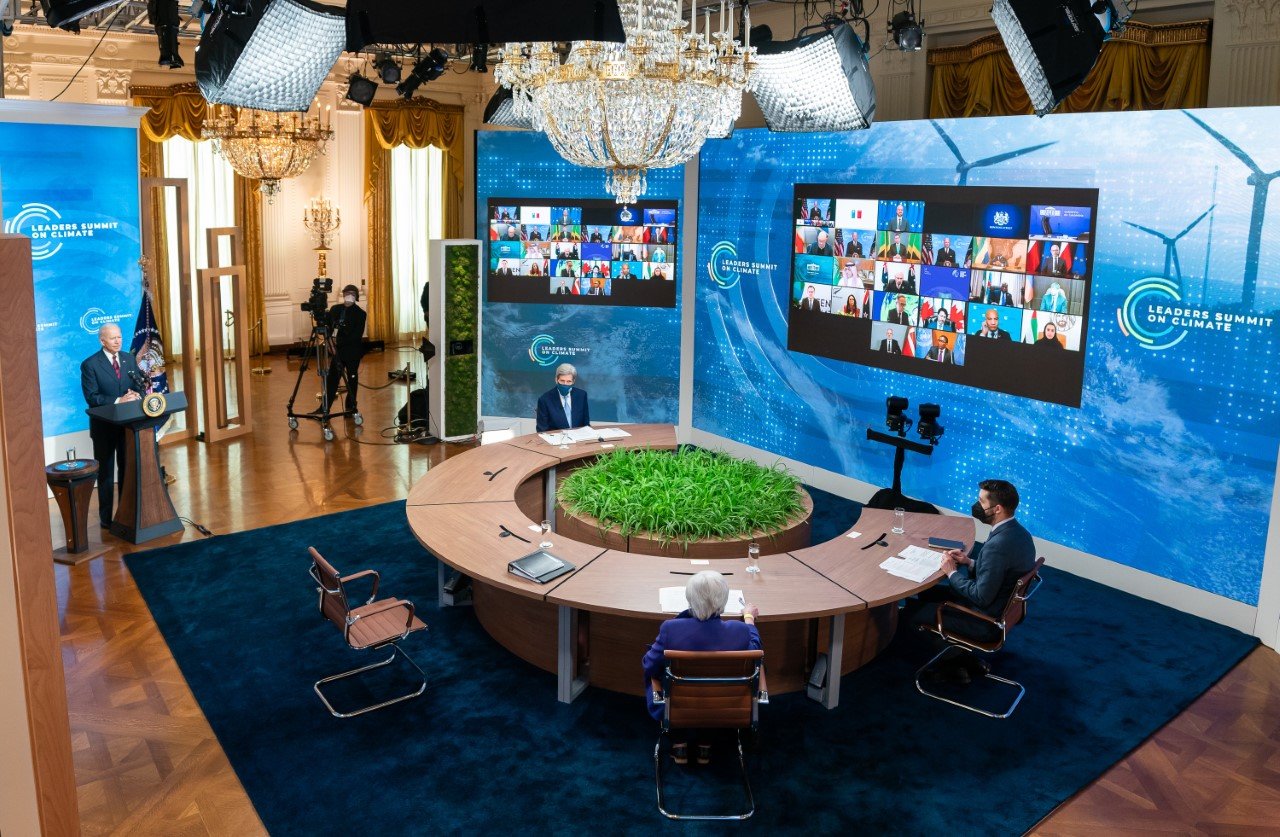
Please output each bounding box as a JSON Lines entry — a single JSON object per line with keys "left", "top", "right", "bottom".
{"left": 197, "top": 0, "right": 345, "bottom": 112}
{"left": 482, "top": 88, "right": 533, "bottom": 129}
{"left": 37, "top": 0, "right": 123, "bottom": 29}
{"left": 991, "top": 0, "right": 1107, "bottom": 116}
{"left": 750, "top": 23, "right": 876, "bottom": 133}
{"left": 344, "top": 0, "right": 625, "bottom": 52}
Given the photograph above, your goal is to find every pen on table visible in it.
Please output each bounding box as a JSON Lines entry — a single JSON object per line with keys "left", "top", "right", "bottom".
{"left": 668, "top": 571, "right": 733, "bottom": 576}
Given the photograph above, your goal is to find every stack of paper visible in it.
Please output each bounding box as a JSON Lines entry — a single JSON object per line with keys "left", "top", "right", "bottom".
{"left": 539, "top": 432, "right": 573, "bottom": 445}
{"left": 659, "top": 587, "right": 745, "bottom": 614}
{"left": 879, "top": 545, "right": 944, "bottom": 583}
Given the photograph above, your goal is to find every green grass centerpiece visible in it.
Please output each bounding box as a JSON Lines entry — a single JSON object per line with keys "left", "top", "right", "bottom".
{"left": 558, "top": 448, "right": 805, "bottom": 545}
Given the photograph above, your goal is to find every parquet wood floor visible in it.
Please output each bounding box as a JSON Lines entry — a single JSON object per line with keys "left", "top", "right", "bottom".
{"left": 51, "top": 348, "right": 1280, "bottom": 835}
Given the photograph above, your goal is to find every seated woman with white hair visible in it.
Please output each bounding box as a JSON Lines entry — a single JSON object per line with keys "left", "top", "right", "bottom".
{"left": 642, "top": 571, "right": 760, "bottom": 765}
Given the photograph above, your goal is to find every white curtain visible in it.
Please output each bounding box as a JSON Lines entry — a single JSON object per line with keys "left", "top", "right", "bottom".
{"left": 162, "top": 136, "right": 236, "bottom": 353}
{"left": 390, "top": 144, "right": 444, "bottom": 340}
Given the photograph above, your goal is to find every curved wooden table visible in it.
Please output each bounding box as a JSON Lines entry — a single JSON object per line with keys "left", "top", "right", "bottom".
{"left": 405, "top": 424, "right": 974, "bottom": 708}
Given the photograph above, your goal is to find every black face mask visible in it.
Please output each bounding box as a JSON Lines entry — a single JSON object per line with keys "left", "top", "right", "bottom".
{"left": 971, "top": 502, "right": 993, "bottom": 524}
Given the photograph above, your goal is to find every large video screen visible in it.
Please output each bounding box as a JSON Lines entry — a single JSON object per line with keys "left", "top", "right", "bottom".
{"left": 487, "top": 198, "right": 677, "bottom": 308}
{"left": 788, "top": 184, "right": 1098, "bottom": 406}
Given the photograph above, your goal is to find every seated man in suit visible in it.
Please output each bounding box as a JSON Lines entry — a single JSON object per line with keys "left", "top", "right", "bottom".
{"left": 642, "top": 571, "right": 760, "bottom": 765}
{"left": 926, "top": 333, "right": 955, "bottom": 363}
{"left": 843, "top": 231, "right": 864, "bottom": 258}
{"left": 81, "top": 323, "right": 143, "bottom": 530}
{"left": 985, "top": 282, "right": 1014, "bottom": 306}
{"left": 879, "top": 327, "right": 902, "bottom": 354}
{"left": 888, "top": 202, "right": 909, "bottom": 232}
{"left": 972, "top": 307, "right": 1011, "bottom": 339}
{"left": 1043, "top": 243, "right": 1068, "bottom": 276}
{"left": 886, "top": 294, "right": 913, "bottom": 325}
{"left": 936, "top": 236, "right": 958, "bottom": 267}
{"left": 797, "top": 285, "right": 821, "bottom": 311}
{"left": 806, "top": 229, "right": 834, "bottom": 256}
{"left": 535, "top": 363, "right": 590, "bottom": 432}
{"left": 884, "top": 232, "right": 909, "bottom": 262}
{"left": 905, "top": 480, "right": 1037, "bottom": 682}
{"left": 554, "top": 279, "right": 572, "bottom": 295}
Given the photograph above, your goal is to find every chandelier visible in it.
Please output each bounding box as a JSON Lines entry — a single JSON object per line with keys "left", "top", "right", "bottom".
{"left": 203, "top": 106, "right": 334, "bottom": 200}
{"left": 495, "top": 0, "right": 756, "bottom": 203}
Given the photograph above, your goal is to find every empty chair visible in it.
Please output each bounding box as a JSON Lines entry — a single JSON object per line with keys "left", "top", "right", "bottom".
{"left": 915, "top": 556, "right": 1045, "bottom": 718}
{"left": 650, "top": 649, "right": 768, "bottom": 820}
{"left": 308, "top": 546, "right": 428, "bottom": 718}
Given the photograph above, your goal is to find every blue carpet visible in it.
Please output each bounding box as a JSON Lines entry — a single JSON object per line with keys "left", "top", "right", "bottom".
{"left": 125, "top": 489, "right": 1257, "bottom": 835}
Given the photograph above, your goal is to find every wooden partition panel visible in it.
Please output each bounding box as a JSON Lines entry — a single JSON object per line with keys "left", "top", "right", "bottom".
{"left": 0, "top": 235, "right": 78, "bottom": 834}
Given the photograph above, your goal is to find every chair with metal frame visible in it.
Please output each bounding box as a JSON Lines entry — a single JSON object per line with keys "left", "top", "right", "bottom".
{"left": 649, "top": 649, "right": 769, "bottom": 821}
{"left": 308, "top": 546, "right": 428, "bottom": 718}
{"left": 915, "top": 556, "right": 1045, "bottom": 719}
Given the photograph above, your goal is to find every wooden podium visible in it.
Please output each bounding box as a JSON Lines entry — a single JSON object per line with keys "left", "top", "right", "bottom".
{"left": 86, "top": 392, "right": 188, "bottom": 544}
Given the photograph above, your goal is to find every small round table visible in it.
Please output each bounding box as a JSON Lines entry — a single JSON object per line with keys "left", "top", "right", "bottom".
{"left": 46, "top": 459, "right": 108, "bottom": 565}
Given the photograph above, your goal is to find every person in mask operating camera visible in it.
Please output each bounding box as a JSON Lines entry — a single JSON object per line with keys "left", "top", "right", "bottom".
{"left": 323, "top": 284, "right": 367, "bottom": 416}
{"left": 535, "top": 362, "right": 590, "bottom": 432}
{"left": 902, "top": 479, "right": 1036, "bottom": 682}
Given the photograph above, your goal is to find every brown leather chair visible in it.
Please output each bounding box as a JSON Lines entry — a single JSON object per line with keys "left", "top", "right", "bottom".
{"left": 308, "top": 547, "right": 428, "bottom": 718}
{"left": 915, "top": 556, "right": 1045, "bottom": 718}
{"left": 649, "top": 649, "right": 768, "bottom": 821}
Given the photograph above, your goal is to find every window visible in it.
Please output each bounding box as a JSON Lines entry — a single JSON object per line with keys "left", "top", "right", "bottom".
{"left": 390, "top": 144, "right": 444, "bottom": 339}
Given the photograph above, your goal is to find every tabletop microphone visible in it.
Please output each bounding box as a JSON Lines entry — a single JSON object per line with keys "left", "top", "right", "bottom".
{"left": 128, "top": 370, "right": 149, "bottom": 394}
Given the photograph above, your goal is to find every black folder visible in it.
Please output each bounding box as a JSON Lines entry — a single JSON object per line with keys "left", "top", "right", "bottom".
{"left": 508, "top": 550, "right": 575, "bottom": 584}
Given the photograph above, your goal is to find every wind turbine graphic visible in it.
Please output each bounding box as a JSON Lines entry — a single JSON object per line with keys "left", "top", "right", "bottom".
{"left": 1123, "top": 206, "right": 1214, "bottom": 299}
{"left": 1184, "top": 110, "right": 1280, "bottom": 311}
{"left": 929, "top": 121, "right": 1057, "bottom": 185}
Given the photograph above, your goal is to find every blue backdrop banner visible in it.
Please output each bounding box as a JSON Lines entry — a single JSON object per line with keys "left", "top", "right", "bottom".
{"left": 694, "top": 110, "right": 1280, "bottom": 606}
{"left": 476, "top": 131, "right": 682, "bottom": 424}
{"left": 1, "top": 118, "right": 141, "bottom": 438}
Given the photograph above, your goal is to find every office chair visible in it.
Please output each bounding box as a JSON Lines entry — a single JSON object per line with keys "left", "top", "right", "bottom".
{"left": 915, "top": 557, "right": 1045, "bottom": 718}
{"left": 308, "top": 547, "right": 428, "bottom": 718}
{"left": 650, "top": 649, "right": 768, "bottom": 821}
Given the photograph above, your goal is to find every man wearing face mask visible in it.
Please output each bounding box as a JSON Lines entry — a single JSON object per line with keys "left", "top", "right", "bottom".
{"left": 535, "top": 362, "right": 590, "bottom": 432}
{"left": 904, "top": 479, "right": 1036, "bottom": 681}
{"left": 323, "top": 284, "right": 367, "bottom": 416}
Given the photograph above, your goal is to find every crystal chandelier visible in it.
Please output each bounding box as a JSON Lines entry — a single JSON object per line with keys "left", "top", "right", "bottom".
{"left": 495, "top": 0, "right": 756, "bottom": 203}
{"left": 203, "top": 105, "right": 334, "bottom": 200}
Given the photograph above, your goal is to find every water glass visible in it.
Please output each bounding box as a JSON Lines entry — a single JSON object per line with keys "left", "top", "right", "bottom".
{"left": 746, "top": 542, "right": 761, "bottom": 574}
{"left": 892, "top": 507, "right": 905, "bottom": 535}
{"left": 539, "top": 520, "right": 553, "bottom": 550}
{"left": 65, "top": 447, "right": 76, "bottom": 461}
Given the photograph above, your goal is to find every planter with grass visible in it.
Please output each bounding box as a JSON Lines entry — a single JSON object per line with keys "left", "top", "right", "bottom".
{"left": 556, "top": 448, "right": 813, "bottom": 558}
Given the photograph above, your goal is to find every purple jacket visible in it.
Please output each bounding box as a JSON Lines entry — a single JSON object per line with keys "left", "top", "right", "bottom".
{"left": 642, "top": 611, "right": 762, "bottom": 720}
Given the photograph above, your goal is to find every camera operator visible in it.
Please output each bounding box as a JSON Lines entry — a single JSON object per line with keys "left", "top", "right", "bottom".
{"left": 324, "top": 284, "right": 367, "bottom": 415}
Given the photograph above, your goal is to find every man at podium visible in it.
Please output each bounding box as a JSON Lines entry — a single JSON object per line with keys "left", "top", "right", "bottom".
{"left": 81, "top": 323, "right": 142, "bottom": 529}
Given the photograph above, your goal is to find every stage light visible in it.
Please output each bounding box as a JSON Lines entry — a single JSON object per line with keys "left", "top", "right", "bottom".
{"left": 482, "top": 88, "right": 533, "bottom": 129}
{"left": 890, "top": 10, "right": 923, "bottom": 51}
{"left": 471, "top": 43, "right": 489, "bottom": 73}
{"left": 917, "top": 403, "right": 944, "bottom": 444}
{"left": 396, "top": 48, "right": 449, "bottom": 99}
{"left": 1093, "top": 0, "right": 1133, "bottom": 37}
{"left": 374, "top": 53, "right": 401, "bottom": 84}
{"left": 886, "top": 396, "right": 911, "bottom": 435}
{"left": 750, "top": 22, "right": 876, "bottom": 132}
{"left": 197, "top": 0, "right": 345, "bottom": 112}
{"left": 345, "top": 72, "right": 377, "bottom": 107}
{"left": 991, "top": 0, "right": 1111, "bottom": 116}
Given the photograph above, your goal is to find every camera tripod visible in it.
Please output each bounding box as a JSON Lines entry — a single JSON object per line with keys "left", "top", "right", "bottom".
{"left": 285, "top": 324, "right": 363, "bottom": 441}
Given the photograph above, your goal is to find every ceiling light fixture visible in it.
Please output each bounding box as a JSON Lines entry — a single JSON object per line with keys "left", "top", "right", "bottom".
{"left": 345, "top": 71, "right": 378, "bottom": 106}
{"left": 991, "top": 0, "right": 1128, "bottom": 115}
{"left": 750, "top": 22, "right": 875, "bottom": 132}
{"left": 196, "top": 0, "right": 345, "bottom": 112}
{"left": 374, "top": 52, "right": 401, "bottom": 84}
{"left": 203, "top": 105, "right": 334, "bottom": 200}
{"left": 494, "top": 0, "right": 755, "bottom": 204}
{"left": 888, "top": 1, "right": 924, "bottom": 51}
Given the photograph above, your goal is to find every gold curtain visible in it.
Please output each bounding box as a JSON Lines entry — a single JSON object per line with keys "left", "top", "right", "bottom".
{"left": 363, "top": 98, "right": 466, "bottom": 342}
{"left": 132, "top": 82, "right": 268, "bottom": 354}
{"left": 928, "top": 20, "right": 1210, "bottom": 118}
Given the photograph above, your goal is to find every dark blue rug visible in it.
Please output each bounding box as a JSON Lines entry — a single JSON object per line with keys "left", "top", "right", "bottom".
{"left": 125, "top": 489, "right": 1257, "bottom": 835}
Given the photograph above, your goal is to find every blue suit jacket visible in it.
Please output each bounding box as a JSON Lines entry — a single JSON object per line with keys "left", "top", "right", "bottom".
{"left": 535, "top": 387, "right": 589, "bottom": 432}
{"left": 80, "top": 349, "right": 143, "bottom": 431}
{"left": 642, "top": 612, "right": 762, "bottom": 720}
{"left": 948, "top": 518, "right": 1037, "bottom": 618}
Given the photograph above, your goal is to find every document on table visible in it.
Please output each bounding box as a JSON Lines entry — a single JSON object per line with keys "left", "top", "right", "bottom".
{"left": 659, "top": 587, "right": 745, "bottom": 614}
{"left": 539, "top": 432, "right": 574, "bottom": 445}
{"left": 562, "top": 425, "right": 632, "bottom": 442}
{"left": 879, "top": 546, "right": 944, "bottom": 583}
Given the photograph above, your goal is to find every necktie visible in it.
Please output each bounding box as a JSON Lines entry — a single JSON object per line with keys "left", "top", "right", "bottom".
{"left": 112, "top": 354, "right": 120, "bottom": 378}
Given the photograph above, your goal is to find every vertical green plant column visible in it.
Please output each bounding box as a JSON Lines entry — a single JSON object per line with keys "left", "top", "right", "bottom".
{"left": 442, "top": 243, "right": 479, "bottom": 438}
